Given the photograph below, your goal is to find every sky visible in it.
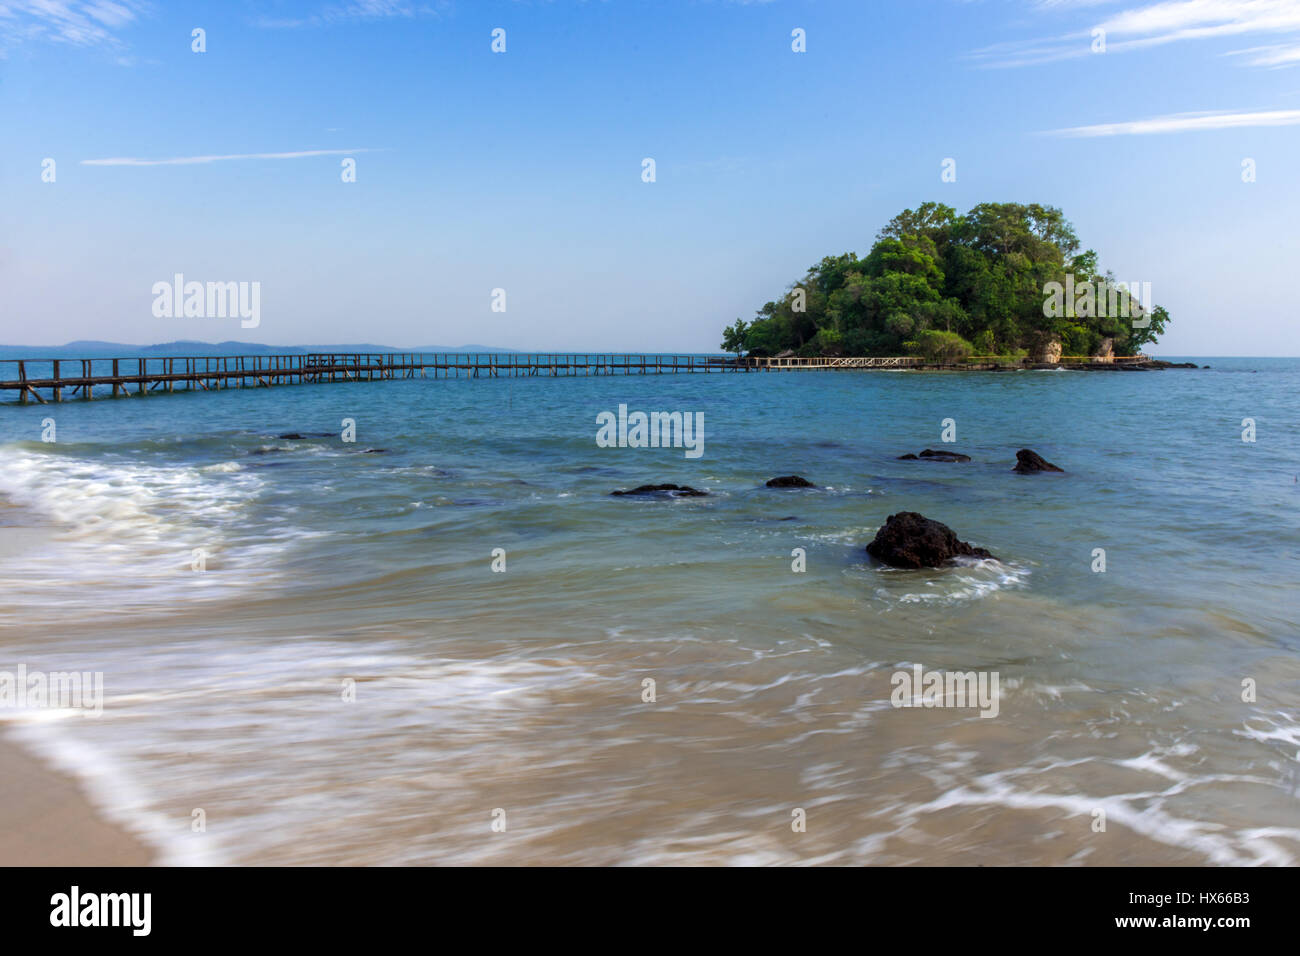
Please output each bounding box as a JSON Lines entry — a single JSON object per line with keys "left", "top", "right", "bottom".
{"left": 2, "top": 0, "right": 1299, "bottom": 355}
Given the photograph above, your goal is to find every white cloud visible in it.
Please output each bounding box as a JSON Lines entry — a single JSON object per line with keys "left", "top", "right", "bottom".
{"left": 1046, "top": 107, "right": 1300, "bottom": 135}
{"left": 0, "top": 0, "right": 146, "bottom": 50}
{"left": 971, "top": 0, "right": 1300, "bottom": 69}
{"left": 81, "top": 148, "right": 377, "bottom": 166}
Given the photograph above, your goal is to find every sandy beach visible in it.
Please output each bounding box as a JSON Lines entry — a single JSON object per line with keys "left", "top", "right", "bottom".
{"left": 0, "top": 734, "right": 153, "bottom": 866}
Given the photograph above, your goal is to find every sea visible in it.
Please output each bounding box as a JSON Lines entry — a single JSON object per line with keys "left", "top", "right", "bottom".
{"left": 0, "top": 355, "right": 1297, "bottom": 865}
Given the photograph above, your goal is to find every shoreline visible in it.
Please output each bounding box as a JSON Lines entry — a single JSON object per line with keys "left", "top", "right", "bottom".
{"left": 0, "top": 731, "right": 155, "bottom": 866}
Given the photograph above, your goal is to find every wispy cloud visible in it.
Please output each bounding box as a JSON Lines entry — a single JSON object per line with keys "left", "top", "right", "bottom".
{"left": 0, "top": 0, "right": 147, "bottom": 51}
{"left": 1225, "top": 39, "right": 1300, "bottom": 65}
{"left": 254, "top": 1, "right": 450, "bottom": 29}
{"left": 1046, "top": 107, "right": 1300, "bottom": 135}
{"left": 970, "top": 0, "right": 1300, "bottom": 69}
{"left": 81, "top": 148, "right": 377, "bottom": 166}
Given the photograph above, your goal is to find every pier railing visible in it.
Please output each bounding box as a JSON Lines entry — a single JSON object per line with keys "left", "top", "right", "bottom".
{"left": 0, "top": 352, "right": 748, "bottom": 403}
{"left": 1058, "top": 354, "right": 1150, "bottom": 364}
{"left": 747, "top": 356, "right": 925, "bottom": 369}
{"left": 749, "top": 354, "right": 1150, "bottom": 369}
{"left": 0, "top": 350, "right": 1155, "bottom": 404}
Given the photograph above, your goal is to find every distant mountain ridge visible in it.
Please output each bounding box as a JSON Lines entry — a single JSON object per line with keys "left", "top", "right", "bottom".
{"left": 0, "top": 340, "right": 519, "bottom": 358}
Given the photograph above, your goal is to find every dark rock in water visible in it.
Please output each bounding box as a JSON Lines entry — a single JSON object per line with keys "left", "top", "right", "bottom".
{"left": 1012, "top": 449, "right": 1064, "bottom": 473}
{"left": 766, "top": 475, "right": 815, "bottom": 488}
{"left": 277, "top": 432, "right": 333, "bottom": 439}
{"left": 919, "top": 448, "right": 971, "bottom": 462}
{"left": 611, "top": 483, "right": 707, "bottom": 498}
{"left": 865, "top": 512, "right": 996, "bottom": 569}
{"left": 278, "top": 433, "right": 306, "bottom": 440}
{"left": 361, "top": 448, "right": 386, "bottom": 454}
{"left": 898, "top": 449, "right": 971, "bottom": 462}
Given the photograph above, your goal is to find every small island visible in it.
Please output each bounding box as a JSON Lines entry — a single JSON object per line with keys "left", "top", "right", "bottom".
{"left": 720, "top": 202, "right": 1171, "bottom": 365}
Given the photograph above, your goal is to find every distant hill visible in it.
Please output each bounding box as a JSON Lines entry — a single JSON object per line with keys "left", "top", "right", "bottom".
{"left": 0, "top": 341, "right": 519, "bottom": 358}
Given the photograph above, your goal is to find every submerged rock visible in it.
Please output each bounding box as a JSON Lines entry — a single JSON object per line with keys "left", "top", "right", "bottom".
{"left": 865, "top": 511, "right": 996, "bottom": 569}
{"left": 898, "top": 449, "right": 972, "bottom": 463}
{"left": 1012, "top": 449, "right": 1064, "bottom": 473}
{"left": 766, "top": 475, "right": 815, "bottom": 488}
{"left": 277, "top": 432, "right": 306, "bottom": 440}
{"left": 611, "top": 483, "right": 708, "bottom": 498}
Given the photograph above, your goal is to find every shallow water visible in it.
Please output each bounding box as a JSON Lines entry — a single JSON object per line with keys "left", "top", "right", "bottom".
{"left": 1, "top": 358, "right": 1297, "bottom": 864}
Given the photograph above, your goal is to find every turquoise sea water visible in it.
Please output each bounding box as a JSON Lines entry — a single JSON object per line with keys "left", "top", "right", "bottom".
{"left": 0, "top": 357, "right": 1297, "bottom": 864}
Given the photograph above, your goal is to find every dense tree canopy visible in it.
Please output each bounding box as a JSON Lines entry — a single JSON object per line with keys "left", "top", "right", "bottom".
{"left": 720, "top": 203, "right": 1169, "bottom": 360}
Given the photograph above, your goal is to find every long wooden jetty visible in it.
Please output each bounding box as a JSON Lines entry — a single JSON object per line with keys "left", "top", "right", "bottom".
{"left": 0, "top": 351, "right": 1151, "bottom": 404}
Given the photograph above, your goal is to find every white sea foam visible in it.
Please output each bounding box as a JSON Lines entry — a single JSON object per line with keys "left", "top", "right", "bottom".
{"left": 892, "top": 760, "right": 1300, "bottom": 866}
{"left": 872, "top": 559, "right": 1030, "bottom": 606}
{"left": 0, "top": 445, "right": 261, "bottom": 543}
{"left": 0, "top": 444, "right": 271, "bottom": 614}
{"left": 1237, "top": 712, "right": 1300, "bottom": 758}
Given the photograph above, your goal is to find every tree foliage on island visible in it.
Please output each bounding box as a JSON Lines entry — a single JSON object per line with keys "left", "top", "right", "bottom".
{"left": 721, "top": 202, "right": 1169, "bottom": 360}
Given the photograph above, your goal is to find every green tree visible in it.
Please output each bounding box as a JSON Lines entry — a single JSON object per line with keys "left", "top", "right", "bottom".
{"left": 720, "top": 318, "right": 749, "bottom": 356}
{"left": 905, "top": 330, "right": 974, "bottom": 363}
{"left": 1124, "top": 304, "right": 1169, "bottom": 354}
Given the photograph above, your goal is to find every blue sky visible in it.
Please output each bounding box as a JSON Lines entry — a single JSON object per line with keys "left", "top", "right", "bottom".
{"left": 3, "top": 0, "right": 1299, "bottom": 354}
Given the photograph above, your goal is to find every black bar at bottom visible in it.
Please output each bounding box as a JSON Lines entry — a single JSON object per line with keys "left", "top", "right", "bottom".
{"left": 0, "top": 865, "right": 1277, "bottom": 943}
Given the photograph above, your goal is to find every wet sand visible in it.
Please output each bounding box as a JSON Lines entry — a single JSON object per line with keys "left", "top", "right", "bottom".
{"left": 0, "top": 734, "right": 153, "bottom": 866}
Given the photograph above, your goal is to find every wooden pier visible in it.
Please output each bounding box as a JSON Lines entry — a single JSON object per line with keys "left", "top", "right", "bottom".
{"left": 0, "top": 351, "right": 1151, "bottom": 404}
{"left": 0, "top": 352, "right": 749, "bottom": 404}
